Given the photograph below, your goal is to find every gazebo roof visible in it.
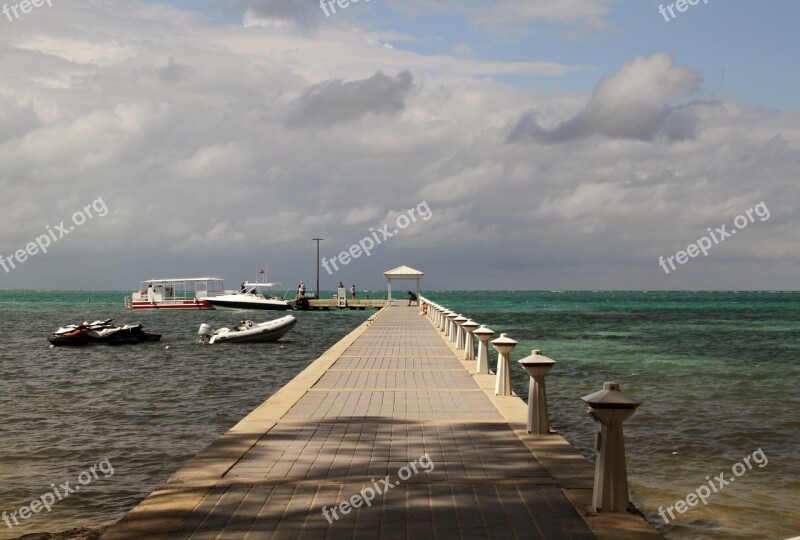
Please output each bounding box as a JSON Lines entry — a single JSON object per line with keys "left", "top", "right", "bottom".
{"left": 383, "top": 265, "right": 424, "bottom": 278}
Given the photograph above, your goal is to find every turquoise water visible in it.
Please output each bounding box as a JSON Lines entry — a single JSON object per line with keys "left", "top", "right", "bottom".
{"left": 1, "top": 291, "right": 798, "bottom": 539}
{"left": 425, "top": 291, "right": 800, "bottom": 540}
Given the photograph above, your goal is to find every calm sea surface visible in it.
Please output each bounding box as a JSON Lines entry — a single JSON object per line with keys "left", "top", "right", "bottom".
{"left": 1, "top": 291, "right": 798, "bottom": 540}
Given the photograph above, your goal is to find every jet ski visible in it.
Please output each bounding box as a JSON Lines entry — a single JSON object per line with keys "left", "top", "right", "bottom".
{"left": 48, "top": 319, "right": 162, "bottom": 346}
{"left": 198, "top": 315, "right": 297, "bottom": 344}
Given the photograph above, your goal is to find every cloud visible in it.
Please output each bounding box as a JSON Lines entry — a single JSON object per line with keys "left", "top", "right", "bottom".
{"left": 286, "top": 71, "right": 414, "bottom": 127}
{"left": 139, "top": 57, "right": 193, "bottom": 85}
{"left": 240, "top": 0, "right": 321, "bottom": 27}
{"left": 419, "top": 163, "right": 504, "bottom": 203}
{"left": 0, "top": 1, "right": 797, "bottom": 291}
{"left": 508, "top": 53, "right": 702, "bottom": 143}
{"left": 0, "top": 93, "right": 41, "bottom": 142}
{"left": 344, "top": 205, "right": 382, "bottom": 225}
{"left": 13, "top": 35, "right": 139, "bottom": 66}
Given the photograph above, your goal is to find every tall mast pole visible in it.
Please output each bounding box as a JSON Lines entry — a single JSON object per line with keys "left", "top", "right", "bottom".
{"left": 313, "top": 238, "right": 323, "bottom": 299}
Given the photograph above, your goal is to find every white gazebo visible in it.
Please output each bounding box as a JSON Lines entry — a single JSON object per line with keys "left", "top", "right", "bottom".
{"left": 383, "top": 265, "right": 424, "bottom": 302}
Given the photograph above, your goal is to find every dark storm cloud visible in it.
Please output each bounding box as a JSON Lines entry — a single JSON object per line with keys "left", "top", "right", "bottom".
{"left": 286, "top": 71, "right": 414, "bottom": 127}
{"left": 508, "top": 104, "right": 699, "bottom": 143}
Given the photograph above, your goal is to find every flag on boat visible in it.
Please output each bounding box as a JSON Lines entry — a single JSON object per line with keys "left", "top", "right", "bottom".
{"left": 259, "top": 268, "right": 265, "bottom": 274}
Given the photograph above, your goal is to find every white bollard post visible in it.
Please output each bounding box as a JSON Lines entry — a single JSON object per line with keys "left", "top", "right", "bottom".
{"left": 581, "top": 382, "right": 642, "bottom": 512}
{"left": 518, "top": 350, "right": 556, "bottom": 434}
{"left": 473, "top": 325, "right": 494, "bottom": 375}
{"left": 446, "top": 312, "right": 458, "bottom": 342}
{"left": 461, "top": 319, "right": 479, "bottom": 361}
{"left": 491, "top": 333, "right": 517, "bottom": 396}
{"left": 441, "top": 310, "right": 452, "bottom": 334}
{"left": 439, "top": 309, "right": 450, "bottom": 333}
{"left": 454, "top": 314, "right": 468, "bottom": 350}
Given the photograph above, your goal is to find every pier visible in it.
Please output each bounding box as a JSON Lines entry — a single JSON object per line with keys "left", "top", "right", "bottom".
{"left": 306, "top": 298, "right": 387, "bottom": 310}
{"left": 103, "top": 302, "right": 661, "bottom": 539}
{"left": 300, "top": 266, "right": 420, "bottom": 310}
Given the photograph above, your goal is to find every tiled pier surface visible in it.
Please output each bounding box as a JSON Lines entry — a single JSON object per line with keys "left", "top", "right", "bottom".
{"left": 103, "top": 304, "right": 661, "bottom": 539}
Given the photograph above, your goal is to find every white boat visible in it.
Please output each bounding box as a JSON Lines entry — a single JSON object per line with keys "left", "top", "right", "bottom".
{"left": 198, "top": 315, "right": 297, "bottom": 344}
{"left": 124, "top": 277, "right": 226, "bottom": 310}
{"left": 204, "top": 282, "right": 293, "bottom": 311}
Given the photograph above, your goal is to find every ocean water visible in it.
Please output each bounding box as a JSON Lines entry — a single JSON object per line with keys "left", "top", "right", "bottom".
{"left": 425, "top": 291, "right": 800, "bottom": 540}
{"left": 0, "top": 291, "right": 368, "bottom": 539}
{"left": 1, "top": 291, "right": 798, "bottom": 540}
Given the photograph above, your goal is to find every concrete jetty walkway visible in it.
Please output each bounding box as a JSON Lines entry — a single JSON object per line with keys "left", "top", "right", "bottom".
{"left": 103, "top": 304, "right": 661, "bottom": 539}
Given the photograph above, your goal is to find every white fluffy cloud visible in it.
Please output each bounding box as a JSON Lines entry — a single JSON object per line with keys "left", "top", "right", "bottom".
{"left": 509, "top": 54, "right": 702, "bottom": 142}
{"left": 0, "top": 0, "right": 797, "bottom": 290}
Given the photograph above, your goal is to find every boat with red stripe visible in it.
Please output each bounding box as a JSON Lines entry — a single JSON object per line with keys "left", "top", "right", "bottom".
{"left": 124, "top": 277, "right": 226, "bottom": 310}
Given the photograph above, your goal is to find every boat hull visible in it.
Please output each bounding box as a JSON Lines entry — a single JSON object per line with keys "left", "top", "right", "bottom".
{"left": 127, "top": 300, "right": 214, "bottom": 310}
{"left": 205, "top": 298, "right": 291, "bottom": 311}
{"left": 204, "top": 315, "right": 297, "bottom": 344}
{"left": 49, "top": 333, "right": 162, "bottom": 346}
{"left": 49, "top": 324, "right": 162, "bottom": 346}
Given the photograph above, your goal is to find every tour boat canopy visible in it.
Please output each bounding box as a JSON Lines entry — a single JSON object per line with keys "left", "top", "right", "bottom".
{"left": 142, "top": 277, "right": 225, "bottom": 284}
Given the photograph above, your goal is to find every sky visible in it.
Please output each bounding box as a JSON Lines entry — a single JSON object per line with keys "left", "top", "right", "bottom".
{"left": 1, "top": 0, "right": 798, "bottom": 291}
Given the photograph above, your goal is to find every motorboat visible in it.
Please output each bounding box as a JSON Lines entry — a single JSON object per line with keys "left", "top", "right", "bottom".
{"left": 198, "top": 315, "right": 297, "bottom": 344}
{"left": 204, "top": 282, "right": 293, "bottom": 311}
{"left": 124, "top": 277, "right": 226, "bottom": 310}
{"left": 49, "top": 319, "right": 162, "bottom": 346}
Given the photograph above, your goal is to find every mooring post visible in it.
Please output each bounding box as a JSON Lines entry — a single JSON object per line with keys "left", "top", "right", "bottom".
{"left": 473, "top": 325, "right": 494, "bottom": 375}
{"left": 491, "top": 333, "right": 517, "bottom": 396}
{"left": 581, "top": 382, "right": 642, "bottom": 512}
{"left": 518, "top": 349, "right": 556, "bottom": 434}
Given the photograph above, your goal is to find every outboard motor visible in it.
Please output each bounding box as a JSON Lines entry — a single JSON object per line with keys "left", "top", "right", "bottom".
{"left": 198, "top": 323, "right": 215, "bottom": 343}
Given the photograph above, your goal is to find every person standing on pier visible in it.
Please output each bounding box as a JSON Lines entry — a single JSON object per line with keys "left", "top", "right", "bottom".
{"left": 407, "top": 291, "right": 417, "bottom": 306}
{"left": 350, "top": 284, "right": 356, "bottom": 299}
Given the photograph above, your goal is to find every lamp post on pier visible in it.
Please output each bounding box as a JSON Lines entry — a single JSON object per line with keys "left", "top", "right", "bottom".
{"left": 312, "top": 238, "right": 323, "bottom": 299}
